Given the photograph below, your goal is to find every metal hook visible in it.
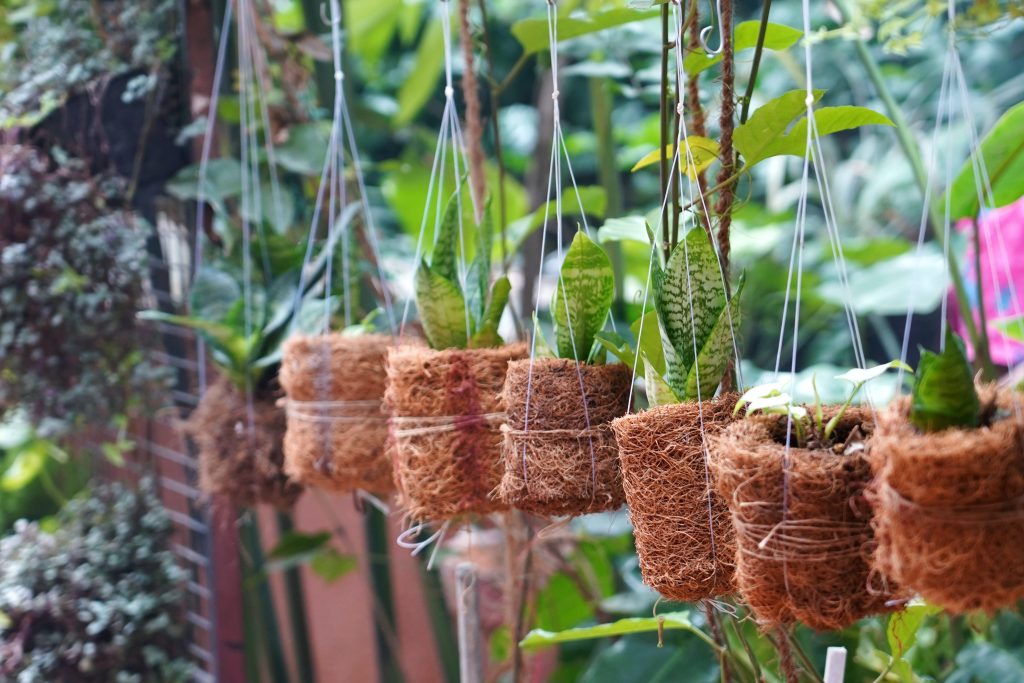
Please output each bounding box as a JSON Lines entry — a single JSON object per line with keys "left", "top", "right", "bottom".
{"left": 698, "top": 0, "right": 725, "bottom": 56}
{"left": 319, "top": 2, "right": 340, "bottom": 26}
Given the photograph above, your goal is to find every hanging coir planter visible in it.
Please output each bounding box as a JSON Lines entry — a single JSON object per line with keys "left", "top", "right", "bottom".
{"left": 612, "top": 394, "right": 738, "bottom": 601}
{"left": 184, "top": 377, "right": 303, "bottom": 509}
{"left": 498, "top": 358, "right": 630, "bottom": 515}
{"left": 710, "top": 405, "right": 895, "bottom": 631}
{"left": 386, "top": 343, "right": 527, "bottom": 521}
{"left": 279, "top": 333, "right": 396, "bottom": 494}
{"left": 871, "top": 383, "right": 1024, "bottom": 614}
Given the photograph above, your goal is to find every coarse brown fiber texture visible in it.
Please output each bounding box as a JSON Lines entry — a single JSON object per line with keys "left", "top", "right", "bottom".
{"left": 710, "top": 407, "right": 893, "bottom": 631}
{"left": 279, "top": 333, "right": 394, "bottom": 494}
{"left": 611, "top": 394, "right": 738, "bottom": 602}
{"left": 497, "top": 358, "right": 630, "bottom": 516}
{"left": 183, "top": 376, "right": 303, "bottom": 509}
{"left": 871, "top": 386, "right": 1024, "bottom": 614}
{"left": 385, "top": 343, "right": 528, "bottom": 522}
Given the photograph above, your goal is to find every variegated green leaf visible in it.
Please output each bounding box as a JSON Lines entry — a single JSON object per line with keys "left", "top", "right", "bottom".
{"left": 684, "top": 277, "right": 743, "bottom": 400}
{"left": 654, "top": 228, "right": 725, "bottom": 378}
{"left": 551, "top": 232, "right": 615, "bottom": 362}
{"left": 415, "top": 261, "right": 468, "bottom": 350}
{"left": 531, "top": 312, "right": 558, "bottom": 359}
{"left": 431, "top": 193, "right": 461, "bottom": 284}
{"left": 645, "top": 355, "right": 679, "bottom": 407}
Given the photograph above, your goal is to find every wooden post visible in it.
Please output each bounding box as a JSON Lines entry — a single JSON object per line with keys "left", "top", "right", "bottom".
{"left": 823, "top": 646, "right": 847, "bottom": 683}
{"left": 456, "top": 562, "right": 484, "bottom": 683}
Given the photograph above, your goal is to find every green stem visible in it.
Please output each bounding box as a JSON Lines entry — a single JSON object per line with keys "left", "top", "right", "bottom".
{"left": 660, "top": 1, "right": 671, "bottom": 261}
{"left": 418, "top": 557, "right": 460, "bottom": 683}
{"left": 589, "top": 76, "right": 625, "bottom": 317}
{"left": 477, "top": 0, "right": 509, "bottom": 269}
{"left": 241, "top": 516, "right": 290, "bottom": 683}
{"left": 365, "top": 506, "right": 404, "bottom": 683}
{"left": 276, "top": 512, "right": 316, "bottom": 683}
{"left": 740, "top": 0, "right": 773, "bottom": 125}
{"left": 831, "top": 0, "right": 982, "bottom": 359}
{"left": 786, "top": 630, "right": 824, "bottom": 683}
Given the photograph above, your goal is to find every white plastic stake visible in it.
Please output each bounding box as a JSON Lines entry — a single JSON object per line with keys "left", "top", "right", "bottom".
{"left": 823, "top": 646, "right": 847, "bottom": 683}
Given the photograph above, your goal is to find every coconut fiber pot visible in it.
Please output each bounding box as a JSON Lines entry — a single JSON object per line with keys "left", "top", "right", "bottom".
{"left": 385, "top": 343, "right": 528, "bottom": 522}
{"left": 183, "top": 377, "right": 303, "bottom": 509}
{"left": 497, "top": 358, "right": 630, "bottom": 516}
{"left": 279, "top": 333, "right": 395, "bottom": 495}
{"left": 871, "top": 386, "right": 1024, "bottom": 614}
{"left": 611, "top": 394, "right": 738, "bottom": 601}
{"left": 710, "top": 407, "right": 894, "bottom": 631}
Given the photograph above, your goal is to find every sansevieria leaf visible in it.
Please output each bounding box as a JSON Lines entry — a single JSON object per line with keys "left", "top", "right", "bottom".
{"left": 910, "top": 331, "right": 980, "bottom": 433}
{"left": 654, "top": 227, "right": 725, "bottom": 378}
{"left": 470, "top": 276, "right": 510, "bottom": 348}
{"left": 414, "top": 261, "right": 469, "bottom": 350}
{"left": 644, "top": 356, "right": 679, "bottom": 407}
{"left": 684, "top": 277, "right": 743, "bottom": 400}
{"left": 630, "top": 310, "right": 665, "bottom": 377}
{"left": 431, "top": 194, "right": 462, "bottom": 285}
{"left": 551, "top": 232, "right": 615, "bottom": 361}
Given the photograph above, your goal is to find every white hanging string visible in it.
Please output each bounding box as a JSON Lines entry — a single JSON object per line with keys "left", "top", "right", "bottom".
{"left": 518, "top": 0, "right": 601, "bottom": 497}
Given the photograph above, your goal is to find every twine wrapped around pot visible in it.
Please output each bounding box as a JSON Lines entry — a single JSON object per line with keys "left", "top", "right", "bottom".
{"left": 871, "top": 385, "right": 1024, "bottom": 614}
{"left": 611, "top": 394, "right": 738, "bottom": 601}
{"left": 385, "top": 343, "right": 528, "bottom": 521}
{"left": 497, "top": 358, "right": 630, "bottom": 516}
{"left": 279, "top": 333, "right": 395, "bottom": 494}
{"left": 183, "top": 377, "right": 303, "bottom": 509}
{"left": 710, "top": 407, "right": 894, "bottom": 631}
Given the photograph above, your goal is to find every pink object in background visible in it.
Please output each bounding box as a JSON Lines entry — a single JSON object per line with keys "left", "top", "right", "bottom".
{"left": 949, "top": 196, "right": 1024, "bottom": 367}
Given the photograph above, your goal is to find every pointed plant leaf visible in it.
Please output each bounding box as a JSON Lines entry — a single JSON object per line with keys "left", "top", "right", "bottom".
{"left": 684, "top": 277, "right": 742, "bottom": 400}
{"left": 685, "top": 21, "right": 802, "bottom": 74}
{"left": 520, "top": 611, "right": 699, "bottom": 651}
{"left": 835, "top": 360, "right": 913, "bottom": 385}
{"left": 551, "top": 232, "right": 615, "bottom": 361}
{"left": 630, "top": 310, "right": 665, "bottom": 377}
{"left": 431, "top": 194, "right": 461, "bottom": 284}
{"left": 595, "top": 330, "right": 637, "bottom": 369}
{"left": 910, "top": 331, "right": 980, "bottom": 433}
{"left": 630, "top": 136, "right": 720, "bottom": 178}
{"left": 189, "top": 267, "right": 242, "bottom": 322}
{"left": 733, "top": 90, "right": 823, "bottom": 167}
{"left": 654, "top": 228, "right": 725, "bottom": 378}
{"left": 996, "top": 315, "right": 1024, "bottom": 343}
{"left": 137, "top": 311, "right": 250, "bottom": 370}
{"left": 646, "top": 357, "right": 680, "bottom": 407}
{"left": 480, "top": 276, "right": 510, "bottom": 333}
{"left": 511, "top": 8, "right": 658, "bottom": 56}
{"left": 752, "top": 105, "right": 895, "bottom": 162}
{"left": 947, "top": 101, "right": 1024, "bottom": 221}
{"left": 415, "top": 261, "right": 469, "bottom": 350}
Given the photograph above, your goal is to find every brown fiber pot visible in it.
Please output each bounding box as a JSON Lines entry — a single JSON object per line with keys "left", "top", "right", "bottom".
{"left": 385, "top": 343, "right": 528, "bottom": 522}
{"left": 279, "top": 333, "right": 395, "bottom": 495}
{"left": 183, "top": 377, "right": 303, "bottom": 509}
{"left": 610, "top": 394, "right": 738, "bottom": 601}
{"left": 497, "top": 358, "right": 630, "bottom": 516}
{"left": 870, "top": 386, "right": 1024, "bottom": 614}
{"left": 710, "top": 407, "right": 895, "bottom": 631}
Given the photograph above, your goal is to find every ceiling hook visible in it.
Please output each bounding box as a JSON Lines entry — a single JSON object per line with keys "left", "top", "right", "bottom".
{"left": 319, "top": 2, "right": 340, "bottom": 26}
{"left": 698, "top": 0, "right": 725, "bottom": 56}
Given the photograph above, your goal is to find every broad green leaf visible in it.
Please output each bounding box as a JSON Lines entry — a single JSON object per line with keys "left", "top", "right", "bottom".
{"left": 415, "top": 262, "right": 469, "bottom": 350}
{"left": 269, "top": 531, "right": 331, "bottom": 560}
{"left": 511, "top": 8, "right": 658, "bottom": 56}
{"left": 309, "top": 548, "right": 357, "bottom": 583}
{"left": 645, "top": 356, "right": 678, "bottom": 407}
{"left": 631, "top": 310, "right": 665, "bottom": 377}
{"left": 189, "top": 267, "right": 242, "bottom": 322}
{"left": 166, "top": 158, "right": 243, "bottom": 202}
{"left": 470, "top": 276, "right": 510, "bottom": 349}
{"left": 910, "top": 331, "right": 980, "bottom": 433}
{"left": 836, "top": 360, "right": 913, "bottom": 385}
{"left": 137, "top": 311, "right": 251, "bottom": 369}
{"left": 733, "top": 90, "right": 823, "bottom": 167}
{"left": 947, "top": 101, "right": 1024, "bottom": 221}
{"left": 654, "top": 228, "right": 725, "bottom": 378}
{"left": 817, "top": 247, "right": 947, "bottom": 316}
{"left": 684, "top": 279, "right": 742, "bottom": 400}
{"left": 0, "top": 444, "right": 47, "bottom": 492}
{"left": 597, "top": 215, "right": 648, "bottom": 244}
{"left": 531, "top": 312, "right": 558, "bottom": 359}
{"left": 504, "top": 186, "right": 607, "bottom": 255}
{"left": 239, "top": 181, "right": 296, "bottom": 234}
{"left": 275, "top": 123, "right": 333, "bottom": 175}
{"left": 595, "top": 330, "right": 637, "bottom": 369}
{"left": 752, "top": 106, "right": 895, "bottom": 162}
{"left": 996, "top": 315, "right": 1024, "bottom": 342}
{"left": 631, "top": 137, "right": 720, "bottom": 177}
{"left": 551, "top": 232, "right": 615, "bottom": 361}
{"left": 685, "top": 21, "right": 802, "bottom": 75}
{"left": 395, "top": 18, "right": 444, "bottom": 126}
{"left": 887, "top": 602, "right": 940, "bottom": 661}
{"left": 947, "top": 643, "right": 1024, "bottom": 683}
{"left": 520, "top": 611, "right": 700, "bottom": 651}
{"left": 431, "top": 193, "right": 462, "bottom": 285}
